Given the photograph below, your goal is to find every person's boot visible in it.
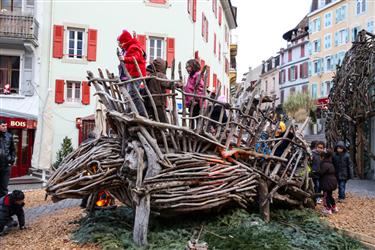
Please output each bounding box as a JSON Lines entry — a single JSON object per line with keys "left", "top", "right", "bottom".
{"left": 6, "top": 219, "right": 18, "bottom": 228}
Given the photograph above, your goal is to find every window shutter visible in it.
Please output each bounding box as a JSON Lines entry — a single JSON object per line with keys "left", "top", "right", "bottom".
{"left": 288, "top": 50, "right": 292, "bottom": 62}
{"left": 82, "top": 81, "right": 90, "bottom": 105}
{"left": 300, "top": 44, "right": 305, "bottom": 57}
{"left": 137, "top": 35, "right": 147, "bottom": 51}
{"left": 317, "top": 17, "right": 321, "bottom": 31}
{"left": 87, "top": 29, "right": 97, "bottom": 61}
{"left": 288, "top": 68, "right": 291, "bottom": 81}
{"left": 166, "top": 37, "right": 175, "bottom": 68}
{"left": 218, "top": 6, "right": 222, "bottom": 26}
{"left": 195, "top": 50, "right": 199, "bottom": 60}
{"left": 295, "top": 66, "right": 298, "bottom": 80}
{"left": 317, "top": 39, "right": 321, "bottom": 52}
{"left": 214, "top": 33, "right": 216, "bottom": 55}
{"left": 206, "top": 65, "right": 210, "bottom": 86}
{"left": 53, "top": 25, "right": 64, "bottom": 58}
{"left": 202, "top": 13, "right": 205, "bottom": 37}
{"left": 345, "top": 28, "right": 349, "bottom": 43}
{"left": 55, "top": 79, "right": 65, "bottom": 104}
{"left": 218, "top": 43, "right": 221, "bottom": 61}
{"left": 213, "top": 73, "right": 217, "bottom": 91}
{"left": 192, "top": 0, "right": 197, "bottom": 22}
{"left": 200, "top": 59, "right": 205, "bottom": 69}
{"left": 334, "top": 32, "right": 338, "bottom": 46}
{"left": 205, "top": 19, "right": 209, "bottom": 42}
{"left": 279, "top": 71, "right": 282, "bottom": 84}
{"left": 300, "top": 64, "right": 303, "bottom": 78}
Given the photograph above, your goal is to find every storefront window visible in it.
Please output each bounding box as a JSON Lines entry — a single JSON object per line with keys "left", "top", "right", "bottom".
{"left": 8, "top": 129, "right": 19, "bottom": 165}
{"left": 21, "top": 129, "right": 28, "bottom": 165}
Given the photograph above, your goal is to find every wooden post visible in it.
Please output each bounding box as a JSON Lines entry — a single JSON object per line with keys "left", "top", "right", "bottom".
{"left": 259, "top": 178, "right": 270, "bottom": 223}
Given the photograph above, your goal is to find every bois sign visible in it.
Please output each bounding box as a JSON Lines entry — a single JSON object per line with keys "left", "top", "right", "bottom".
{"left": 0, "top": 117, "right": 37, "bottom": 129}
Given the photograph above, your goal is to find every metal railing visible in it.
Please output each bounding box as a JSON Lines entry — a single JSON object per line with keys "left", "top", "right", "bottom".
{"left": 0, "top": 14, "right": 39, "bottom": 41}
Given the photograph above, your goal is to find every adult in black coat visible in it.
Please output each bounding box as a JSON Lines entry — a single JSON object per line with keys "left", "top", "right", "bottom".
{"left": 0, "top": 120, "right": 16, "bottom": 197}
{"left": 318, "top": 150, "right": 338, "bottom": 214}
{"left": 332, "top": 141, "right": 353, "bottom": 201}
{"left": 0, "top": 190, "right": 26, "bottom": 236}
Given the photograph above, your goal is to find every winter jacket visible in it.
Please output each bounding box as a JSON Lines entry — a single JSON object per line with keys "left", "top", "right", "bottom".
{"left": 184, "top": 71, "right": 204, "bottom": 108}
{"left": 318, "top": 159, "right": 338, "bottom": 192}
{"left": 0, "top": 195, "right": 25, "bottom": 229}
{"left": 0, "top": 132, "right": 16, "bottom": 167}
{"left": 146, "top": 58, "right": 172, "bottom": 107}
{"left": 310, "top": 149, "right": 321, "bottom": 178}
{"left": 333, "top": 141, "right": 353, "bottom": 180}
{"left": 119, "top": 31, "right": 146, "bottom": 78}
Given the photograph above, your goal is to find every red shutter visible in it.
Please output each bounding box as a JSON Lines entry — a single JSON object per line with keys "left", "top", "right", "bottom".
{"left": 300, "top": 64, "right": 303, "bottom": 78}
{"left": 150, "top": 0, "right": 166, "bottom": 3}
{"left": 218, "top": 43, "right": 221, "bottom": 61}
{"left": 137, "top": 35, "right": 147, "bottom": 51}
{"left": 300, "top": 44, "right": 305, "bottom": 57}
{"left": 192, "top": 0, "right": 197, "bottom": 22}
{"left": 304, "top": 62, "right": 308, "bottom": 77}
{"left": 200, "top": 59, "right": 205, "bottom": 69}
{"left": 202, "top": 13, "right": 205, "bottom": 37}
{"left": 206, "top": 65, "right": 210, "bottom": 86}
{"left": 87, "top": 29, "right": 97, "bottom": 61}
{"left": 195, "top": 50, "right": 199, "bottom": 60}
{"left": 288, "top": 68, "right": 291, "bottom": 81}
{"left": 218, "top": 6, "right": 222, "bottom": 26}
{"left": 295, "top": 66, "right": 298, "bottom": 80}
{"left": 206, "top": 20, "right": 209, "bottom": 42}
{"left": 213, "top": 73, "right": 217, "bottom": 91}
{"left": 288, "top": 50, "right": 292, "bottom": 62}
{"left": 166, "top": 37, "right": 175, "bottom": 68}
{"left": 55, "top": 79, "right": 65, "bottom": 104}
{"left": 214, "top": 33, "right": 216, "bottom": 55}
{"left": 82, "top": 81, "right": 90, "bottom": 105}
{"left": 53, "top": 25, "right": 64, "bottom": 58}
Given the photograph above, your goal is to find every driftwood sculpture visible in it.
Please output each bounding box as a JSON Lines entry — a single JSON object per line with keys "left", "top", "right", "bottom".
{"left": 46, "top": 59, "right": 314, "bottom": 246}
{"left": 325, "top": 30, "right": 375, "bottom": 178}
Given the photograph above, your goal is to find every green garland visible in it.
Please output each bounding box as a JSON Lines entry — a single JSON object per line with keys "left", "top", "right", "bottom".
{"left": 72, "top": 207, "right": 366, "bottom": 250}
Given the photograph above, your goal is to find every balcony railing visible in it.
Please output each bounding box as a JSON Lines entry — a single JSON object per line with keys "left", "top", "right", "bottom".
{"left": 0, "top": 14, "right": 39, "bottom": 44}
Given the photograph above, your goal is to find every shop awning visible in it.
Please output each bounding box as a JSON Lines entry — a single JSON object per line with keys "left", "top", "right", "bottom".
{"left": 0, "top": 109, "right": 37, "bottom": 120}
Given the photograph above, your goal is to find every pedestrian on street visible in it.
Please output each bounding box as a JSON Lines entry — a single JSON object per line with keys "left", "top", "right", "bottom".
{"left": 333, "top": 141, "right": 354, "bottom": 202}
{"left": 0, "top": 190, "right": 26, "bottom": 236}
{"left": 184, "top": 59, "right": 204, "bottom": 129}
{"left": 311, "top": 141, "right": 325, "bottom": 204}
{"left": 318, "top": 150, "right": 338, "bottom": 215}
{"left": 117, "top": 29, "right": 147, "bottom": 117}
{"left": 0, "top": 120, "right": 16, "bottom": 197}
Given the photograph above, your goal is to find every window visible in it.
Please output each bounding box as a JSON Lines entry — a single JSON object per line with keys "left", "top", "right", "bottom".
{"left": 335, "top": 5, "right": 347, "bottom": 23}
{"left": 0, "top": 55, "right": 20, "bottom": 94}
{"left": 289, "top": 66, "right": 297, "bottom": 81}
{"left": 324, "top": 34, "right": 331, "bottom": 49}
{"left": 337, "top": 51, "right": 346, "bottom": 65}
{"left": 351, "top": 26, "right": 360, "bottom": 42}
{"left": 334, "top": 28, "right": 349, "bottom": 46}
{"left": 0, "top": 0, "right": 22, "bottom": 13}
{"left": 187, "top": 0, "right": 196, "bottom": 22}
{"left": 325, "top": 56, "right": 333, "bottom": 71}
{"left": 212, "top": 0, "right": 217, "bottom": 17}
{"left": 302, "top": 85, "right": 308, "bottom": 93}
{"left": 279, "top": 70, "right": 286, "bottom": 84}
{"left": 288, "top": 50, "right": 292, "bottom": 62}
{"left": 149, "top": 37, "right": 165, "bottom": 62}
{"left": 202, "top": 13, "right": 208, "bottom": 42}
{"left": 356, "top": 0, "right": 366, "bottom": 15}
{"left": 313, "top": 59, "right": 322, "bottom": 75}
{"left": 309, "top": 18, "right": 321, "bottom": 33}
{"left": 313, "top": 39, "right": 321, "bottom": 53}
{"left": 324, "top": 12, "right": 332, "bottom": 28}
{"left": 367, "top": 20, "right": 374, "bottom": 33}
{"left": 67, "top": 28, "right": 84, "bottom": 59}
{"left": 300, "top": 62, "right": 308, "bottom": 79}
{"left": 321, "top": 81, "right": 332, "bottom": 97}
{"left": 311, "top": 83, "right": 318, "bottom": 99}
{"left": 66, "top": 81, "right": 81, "bottom": 102}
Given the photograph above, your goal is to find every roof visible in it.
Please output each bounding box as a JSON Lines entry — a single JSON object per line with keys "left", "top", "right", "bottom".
{"left": 282, "top": 16, "right": 309, "bottom": 42}
{"left": 221, "top": 0, "right": 237, "bottom": 29}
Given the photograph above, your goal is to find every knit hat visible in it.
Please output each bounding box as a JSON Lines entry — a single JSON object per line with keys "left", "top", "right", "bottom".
{"left": 117, "top": 30, "right": 132, "bottom": 44}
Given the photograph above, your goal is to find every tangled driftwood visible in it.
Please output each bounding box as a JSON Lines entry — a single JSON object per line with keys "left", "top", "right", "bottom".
{"left": 46, "top": 60, "right": 314, "bottom": 246}
{"left": 325, "top": 30, "right": 375, "bottom": 177}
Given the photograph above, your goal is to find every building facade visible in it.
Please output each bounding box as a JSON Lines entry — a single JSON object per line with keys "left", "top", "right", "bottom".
{"left": 32, "top": 0, "right": 237, "bottom": 170}
{"left": 0, "top": 0, "right": 40, "bottom": 177}
{"left": 308, "top": 0, "right": 374, "bottom": 100}
{"left": 279, "top": 17, "right": 309, "bottom": 104}
{"left": 259, "top": 55, "right": 280, "bottom": 105}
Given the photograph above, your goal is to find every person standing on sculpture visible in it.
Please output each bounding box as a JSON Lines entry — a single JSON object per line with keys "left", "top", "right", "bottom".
{"left": 0, "top": 120, "right": 16, "bottom": 197}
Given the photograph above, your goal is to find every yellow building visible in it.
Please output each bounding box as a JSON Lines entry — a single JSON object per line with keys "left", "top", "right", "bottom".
{"left": 308, "top": 0, "right": 374, "bottom": 100}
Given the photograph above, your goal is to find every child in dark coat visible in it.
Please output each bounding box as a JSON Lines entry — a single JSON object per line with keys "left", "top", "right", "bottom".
{"left": 318, "top": 150, "right": 338, "bottom": 215}
{"left": 0, "top": 190, "right": 26, "bottom": 236}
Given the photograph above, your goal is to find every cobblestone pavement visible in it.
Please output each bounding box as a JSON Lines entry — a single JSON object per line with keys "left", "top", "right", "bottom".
{"left": 347, "top": 179, "right": 375, "bottom": 198}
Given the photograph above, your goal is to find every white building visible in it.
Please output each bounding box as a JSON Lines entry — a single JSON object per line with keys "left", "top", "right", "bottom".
{"left": 33, "top": 0, "right": 237, "bottom": 170}
{"left": 0, "top": 0, "right": 40, "bottom": 177}
{"left": 259, "top": 55, "right": 280, "bottom": 105}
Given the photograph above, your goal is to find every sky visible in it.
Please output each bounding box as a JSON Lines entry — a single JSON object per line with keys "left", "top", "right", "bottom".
{"left": 231, "top": 0, "right": 311, "bottom": 80}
